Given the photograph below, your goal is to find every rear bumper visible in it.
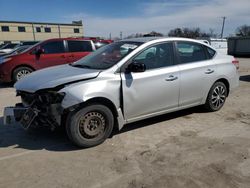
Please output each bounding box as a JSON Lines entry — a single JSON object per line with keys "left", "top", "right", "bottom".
{"left": 229, "top": 71, "right": 240, "bottom": 93}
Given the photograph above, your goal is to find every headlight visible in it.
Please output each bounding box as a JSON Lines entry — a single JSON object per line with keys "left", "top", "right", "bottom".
{"left": 37, "top": 91, "right": 65, "bottom": 104}
{"left": 0, "top": 57, "right": 12, "bottom": 64}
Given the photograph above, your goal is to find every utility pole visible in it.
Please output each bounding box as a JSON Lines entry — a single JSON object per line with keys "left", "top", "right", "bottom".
{"left": 120, "top": 31, "right": 123, "bottom": 39}
{"left": 220, "top": 16, "right": 226, "bottom": 39}
{"left": 58, "top": 25, "right": 61, "bottom": 38}
{"left": 31, "top": 23, "right": 36, "bottom": 41}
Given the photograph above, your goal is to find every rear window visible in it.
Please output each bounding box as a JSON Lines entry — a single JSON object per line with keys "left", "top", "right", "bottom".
{"left": 68, "top": 41, "right": 93, "bottom": 52}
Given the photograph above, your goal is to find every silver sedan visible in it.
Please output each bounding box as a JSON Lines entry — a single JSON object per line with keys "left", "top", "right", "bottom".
{"left": 4, "top": 37, "right": 239, "bottom": 147}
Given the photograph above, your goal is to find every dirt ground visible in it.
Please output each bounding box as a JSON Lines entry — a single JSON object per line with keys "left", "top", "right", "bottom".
{"left": 0, "top": 58, "right": 250, "bottom": 188}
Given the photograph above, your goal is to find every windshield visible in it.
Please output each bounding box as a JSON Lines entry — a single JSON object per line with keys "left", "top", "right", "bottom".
{"left": 21, "top": 41, "right": 44, "bottom": 54}
{"left": 10, "top": 46, "right": 31, "bottom": 55}
{"left": 71, "top": 41, "right": 143, "bottom": 70}
{"left": 2, "top": 43, "right": 18, "bottom": 49}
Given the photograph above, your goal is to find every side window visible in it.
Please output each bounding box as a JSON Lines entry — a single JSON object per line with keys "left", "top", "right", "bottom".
{"left": 68, "top": 41, "right": 93, "bottom": 52}
{"left": 41, "top": 41, "right": 65, "bottom": 54}
{"left": 206, "top": 47, "right": 216, "bottom": 59}
{"left": 176, "top": 42, "right": 207, "bottom": 64}
{"left": 133, "top": 43, "right": 174, "bottom": 70}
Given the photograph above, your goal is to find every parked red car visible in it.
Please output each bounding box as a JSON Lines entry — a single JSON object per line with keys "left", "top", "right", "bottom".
{"left": 0, "top": 38, "right": 96, "bottom": 82}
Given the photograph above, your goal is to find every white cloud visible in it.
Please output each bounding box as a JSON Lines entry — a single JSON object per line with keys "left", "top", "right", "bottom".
{"left": 142, "top": 0, "right": 207, "bottom": 16}
{"left": 66, "top": 0, "right": 250, "bottom": 38}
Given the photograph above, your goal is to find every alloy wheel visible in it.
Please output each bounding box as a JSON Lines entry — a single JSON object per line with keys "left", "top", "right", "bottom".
{"left": 211, "top": 85, "right": 226, "bottom": 109}
{"left": 16, "top": 69, "right": 31, "bottom": 80}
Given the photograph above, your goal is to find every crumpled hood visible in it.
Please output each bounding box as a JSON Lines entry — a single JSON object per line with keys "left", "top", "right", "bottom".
{"left": 15, "top": 64, "right": 101, "bottom": 93}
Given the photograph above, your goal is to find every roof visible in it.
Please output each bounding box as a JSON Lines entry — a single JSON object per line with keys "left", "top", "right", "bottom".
{"left": 0, "top": 20, "right": 82, "bottom": 26}
{"left": 123, "top": 37, "right": 164, "bottom": 43}
{"left": 122, "top": 37, "right": 209, "bottom": 44}
{"left": 120, "top": 37, "right": 215, "bottom": 50}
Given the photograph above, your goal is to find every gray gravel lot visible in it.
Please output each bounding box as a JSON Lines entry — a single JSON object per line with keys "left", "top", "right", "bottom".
{"left": 0, "top": 58, "right": 250, "bottom": 188}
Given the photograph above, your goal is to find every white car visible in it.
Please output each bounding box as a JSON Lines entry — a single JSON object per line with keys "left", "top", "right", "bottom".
{"left": 0, "top": 43, "right": 19, "bottom": 53}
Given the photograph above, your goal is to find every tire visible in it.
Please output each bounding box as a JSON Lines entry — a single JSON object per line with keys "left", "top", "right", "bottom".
{"left": 66, "top": 104, "right": 114, "bottom": 148}
{"left": 13, "top": 66, "right": 33, "bottom": 82}
{"left": 204, "top": 82, "right": 228, "bottom": 112}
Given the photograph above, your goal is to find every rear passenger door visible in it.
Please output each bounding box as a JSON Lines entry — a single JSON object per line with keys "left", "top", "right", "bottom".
{"left": 66, "top": 40, "right": 94, "bottom": 63}
{"left": 37, "top": 40, "right": 67, "bottom": 68}
{"left": 175, "top": 41, "right": 217, "bottom": 107}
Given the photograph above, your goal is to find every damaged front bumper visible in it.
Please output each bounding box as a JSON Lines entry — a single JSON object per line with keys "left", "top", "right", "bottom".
{"left": 4, "top": 104, "right": 62, "bottom": 130}
{"left": 4, "top": 106, "right": 38, "bottom": 129}
{"left": 4, "top": 90, "right": 65, "bottom": 130}
{"left": 4, "top": 106, "right": 26, "bottom": 124}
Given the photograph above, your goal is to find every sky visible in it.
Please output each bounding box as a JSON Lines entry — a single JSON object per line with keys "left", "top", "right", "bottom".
{"left": 0, "top": 0, "right": 249, "bottom": 38}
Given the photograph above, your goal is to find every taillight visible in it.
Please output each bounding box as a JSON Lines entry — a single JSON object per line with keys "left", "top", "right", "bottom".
{"left": 232, "top": 58, "right": 239, "bottom": 70}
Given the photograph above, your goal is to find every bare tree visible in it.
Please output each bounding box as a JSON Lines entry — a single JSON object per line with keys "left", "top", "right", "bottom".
{"left": 168, "top": 27, "right": 210, "bottom": 38}
{"left": 125, "top": 31, "right": 163, "bottom": 39}
{"left": 168, "top": 28, "right": 183, "bottom": 37}
{"left": 208, "top": 28, "right": 218, "bottom": 38}
{"left": 125, "top": 33, "right": 144, "bottom": 39}
{"left": 235, "top": 25, "right": 250, "bottom": 37}
{"left": 143, "top": 31, "right": 164, "bottom": 37}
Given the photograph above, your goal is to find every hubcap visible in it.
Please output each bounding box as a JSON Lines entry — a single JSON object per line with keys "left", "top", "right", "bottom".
{"left": 16, "top": 69, "right": 31, "bottom": 80}
{"left": 78, "top": 112, "right": 106, "bottom": 139}
{"left": 211, "top": 85, "right": 226, "bottom": 108}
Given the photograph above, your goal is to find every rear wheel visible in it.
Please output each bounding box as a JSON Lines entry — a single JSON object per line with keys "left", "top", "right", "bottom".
{"left": 13, "top": 66, "right": 33, "bottom": 82}
{"left": 204, "top": 82, "right": 228, "bottom": 111}
{"left": 66, "top": 104, "right": 114, "bottom": 148}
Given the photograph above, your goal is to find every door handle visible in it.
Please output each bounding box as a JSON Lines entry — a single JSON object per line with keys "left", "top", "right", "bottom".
{"left": 61, "top": 55, "right": 66, "bottom": 58}
{"left": 166, "top": 75, "right": 178, "bottom": 81}
{"left": 205, "top": 69, "right": 214, "bottom": 74}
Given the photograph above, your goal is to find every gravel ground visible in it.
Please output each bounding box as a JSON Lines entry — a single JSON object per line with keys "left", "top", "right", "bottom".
{"left": 0, "top": 58, "right": 250, "bottom": 188}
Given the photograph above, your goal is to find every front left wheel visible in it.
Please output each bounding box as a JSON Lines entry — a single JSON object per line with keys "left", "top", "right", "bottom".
{"left": 66, "top": 104, "right": 114, "bottom": 148}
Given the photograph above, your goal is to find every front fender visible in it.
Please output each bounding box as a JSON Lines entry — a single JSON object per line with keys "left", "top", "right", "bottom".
{"left": 60, "top": 75, "right": 121, "bottom": 110}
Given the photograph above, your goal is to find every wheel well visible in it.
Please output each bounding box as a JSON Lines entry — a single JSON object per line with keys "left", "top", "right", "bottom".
{"left": 83, "top": 97, "right": 118, "bottom": 117}
{"left": 215, "top": 78, "right": 230, "bottom": 95}
{"left": 12, "top": 64, "right": 35, "bottom": 80}
{"left": 69, "top": 97, "right": 119, "bottom": 132}
{"left": 62, "top": 97, "right": 120, "bottom": 132}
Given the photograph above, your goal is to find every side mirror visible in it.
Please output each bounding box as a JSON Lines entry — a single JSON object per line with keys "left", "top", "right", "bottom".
{"left": 127, "top": 62, "right": 146, "bottom": 73}
{"left": 35, "top": 48, "right": 45, "bottom": 55}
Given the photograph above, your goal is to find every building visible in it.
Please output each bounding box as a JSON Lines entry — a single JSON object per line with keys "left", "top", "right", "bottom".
{"left": 0, "top": 20, "right": 83, "bottom": 44}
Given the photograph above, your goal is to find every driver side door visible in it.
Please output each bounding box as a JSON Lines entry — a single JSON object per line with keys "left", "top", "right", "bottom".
{"left": 121, "top": 42, "right": 180, "bottom": 122}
